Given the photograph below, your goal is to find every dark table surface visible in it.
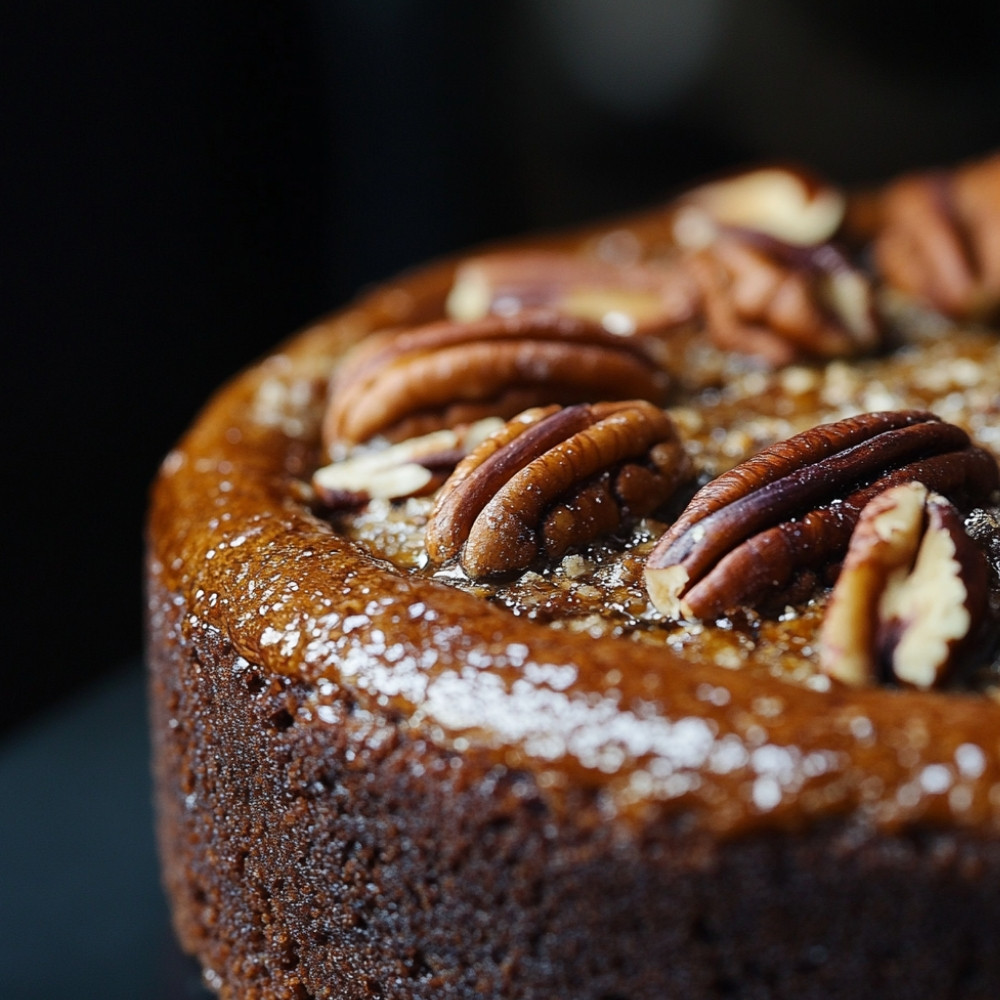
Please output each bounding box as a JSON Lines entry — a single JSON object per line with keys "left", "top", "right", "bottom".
{"left": 0, "top": 661, "right": 212, "bottom": 999}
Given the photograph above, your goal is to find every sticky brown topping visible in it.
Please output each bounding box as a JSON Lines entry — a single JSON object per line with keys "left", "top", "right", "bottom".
{"left": 314, "top": 154, "right": 1000, "bottom": 702}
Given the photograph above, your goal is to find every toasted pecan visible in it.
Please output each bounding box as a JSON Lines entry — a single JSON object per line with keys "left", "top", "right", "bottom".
{"left": 322, "top": 311, "right": 671, "bottom": 451}
{"left": 645, "top": 411, "right": 999, "bottom": 620}
{"left": 426, "top": 400, "right": 690, "bottom": 579}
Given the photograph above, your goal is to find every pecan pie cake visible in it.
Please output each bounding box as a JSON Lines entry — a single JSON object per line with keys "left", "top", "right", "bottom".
{"left": 147, "top": 152, "right": 1000, "bottom": 999}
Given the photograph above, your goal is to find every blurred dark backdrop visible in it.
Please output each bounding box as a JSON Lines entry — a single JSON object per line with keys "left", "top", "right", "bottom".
{"left": 6, "top": 0, "right": 1000, "bottom": 739}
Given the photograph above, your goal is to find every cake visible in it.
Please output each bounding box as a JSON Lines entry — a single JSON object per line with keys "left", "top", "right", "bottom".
{"left": 147, "top": 152, "right": 1000, "bottom": 999}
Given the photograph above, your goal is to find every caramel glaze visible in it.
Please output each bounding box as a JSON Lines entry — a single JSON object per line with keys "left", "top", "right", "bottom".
{"left": 148, "top": 219, "right": 1000, "bottom": 841}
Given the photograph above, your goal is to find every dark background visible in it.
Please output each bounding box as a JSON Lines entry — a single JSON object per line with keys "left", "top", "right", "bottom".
{"left": 6, "top": 0, "right": 1000, "bottom": 740}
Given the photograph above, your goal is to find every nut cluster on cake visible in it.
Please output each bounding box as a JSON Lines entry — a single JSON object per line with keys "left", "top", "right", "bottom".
{"left": 311, "top": 154, "right": 1000, "bottom": 694}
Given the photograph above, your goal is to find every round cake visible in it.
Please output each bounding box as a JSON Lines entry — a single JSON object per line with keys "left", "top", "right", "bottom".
{"left": 147, "top": 154, "right": 1000, "bottom": 999}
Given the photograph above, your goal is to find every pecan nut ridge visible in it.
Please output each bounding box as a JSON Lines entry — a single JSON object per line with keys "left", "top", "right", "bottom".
{"left": 650, "top": 411, "right": 941, "bottom": 572}
{"left": 820, "top": 482, "right": 992, "bottom": 690}
{"left": 873, "top": 152, "right": 1000, "bottom": 320}
{"left": 425, "top": 404, "right": 576, "bottom": 564}
{"left": 425, "top": 400, "right": 691, "bottom": 580}
{"left": 644, "top": 411, "right": 1000, "bottom": 621}
{"left": 685, "top": 228, "right": 882, "bottom": 367}
{"left": 676, "top": 446, "right": 999, "bottom": 621}
{"left": 322, "top": 311, "right": 671, "bottom": 451}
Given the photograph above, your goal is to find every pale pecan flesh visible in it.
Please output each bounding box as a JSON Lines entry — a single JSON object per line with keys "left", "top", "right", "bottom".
{"left": 446, "top": 250, "right": 697, "bottom": 336}
{"left": 322, "top": 311, "right": 670, "bottom": 452}
{"left": 425, "top": 400, "right": 691, "bottom": 580}
{"left": 671, "top": 165, "right": 847, "bottom": 248}
{"left": 312, "top": 418, "right": 504, "bottom": 509}
{"left": 873, "top": 152, "right": 1000, "bottom": 320}
{"left": 644, "top": 411, "right": 999, "bottom": 621}
{"left": 820, "top": 482, "right": 991, "bottom": 690}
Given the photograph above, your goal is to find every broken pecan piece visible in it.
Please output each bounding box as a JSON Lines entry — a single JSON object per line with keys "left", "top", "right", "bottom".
{"left": 644, "top": 411, "right": 999, "bottom": 621}
{"left": 446, "top": 250, "right": 697, "bottom": 336}
{"left": 312, "top": 417, "right": 503, "bottom": 509}
{"left": 873, "top": 152, "right": 1000, "bottom": 320}
{"left": 322, "top": 311, "right": 671, "bottom": 451}
{"left": 425, "top": 400, "right": 690, "bottom": 579}
{"left": 671, "top": 164, "right": 847, "bottom": 248}
{"left": 819, "top": 482, "right": 991, "bottom": 689}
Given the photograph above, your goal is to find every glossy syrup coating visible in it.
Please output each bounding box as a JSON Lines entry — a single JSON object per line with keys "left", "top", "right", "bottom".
{"left": 148, "top": 206, "right": 1000, "bottom": 999}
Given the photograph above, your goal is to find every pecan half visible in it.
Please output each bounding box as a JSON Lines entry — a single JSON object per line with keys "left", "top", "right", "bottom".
{"left": 873, "top": 152, "right": 1000, "bottom": 320}
{"left": 322, "top": 311, "right": 671, "bottom": 451}
{"left": 425, "top": 400, "right": 691, "bottom": 579}
{"left": 667, "top": 165, "right": 880, "bottom": 366}
{"left": 312, "top": 417, "right": 503, "bottom": 509}
{"left": 819, "top": 482, "right": 991, "bottom": 689}
{"left": 686, "top": 232, "right": 881, "bottom": 366}
{"left": 671, "top": 164, "right": 847, "bottom": 248}
{"left": 644, "top": 411, "right": 999, "bottom": 621}
{"left": 445, "top": 250, "right": 697, "bottom": 336}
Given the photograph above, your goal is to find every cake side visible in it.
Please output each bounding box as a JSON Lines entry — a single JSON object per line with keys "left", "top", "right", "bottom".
{"left": 149, "top": 568, "right": 1000, "bottom": 1000}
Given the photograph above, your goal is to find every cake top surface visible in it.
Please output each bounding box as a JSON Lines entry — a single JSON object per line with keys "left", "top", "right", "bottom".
{"left": 149, "top": 156, "right": 1000, "bottom": 837}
